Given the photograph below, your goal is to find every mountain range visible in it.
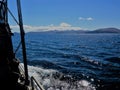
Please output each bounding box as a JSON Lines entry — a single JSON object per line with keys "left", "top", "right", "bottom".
{"left": 21, "top": 27, "right": 120, "bottom": 35}
{"left": 87, "top": 28, "right": 120, "bottom": 33}
{"left": 28, "top": 27, "right": 120, "bottom": 34}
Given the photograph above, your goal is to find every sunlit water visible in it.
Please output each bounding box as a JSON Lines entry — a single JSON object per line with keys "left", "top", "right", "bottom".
{"left": 13, "top": 33, "right": 120, "bottom": 90}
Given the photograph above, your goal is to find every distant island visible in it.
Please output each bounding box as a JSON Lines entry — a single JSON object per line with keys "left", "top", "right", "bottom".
{"left": 26, "top": 27, "right": 120, "bottom": 34}
{"left": 87, "top": 28, "right": 120, "bottom": 33}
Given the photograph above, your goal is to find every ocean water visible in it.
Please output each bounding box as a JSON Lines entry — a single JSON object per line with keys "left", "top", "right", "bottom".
{"left": 12, "top": 33, "right": 120, "bottom": 90}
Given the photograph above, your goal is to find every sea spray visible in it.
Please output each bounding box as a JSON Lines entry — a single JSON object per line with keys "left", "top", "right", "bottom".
{"left": 27, "top": 64, "right": 96, "bottom": 90}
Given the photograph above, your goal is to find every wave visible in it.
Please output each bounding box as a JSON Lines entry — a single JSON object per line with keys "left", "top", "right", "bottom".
{"left": 105, "top": 57, "right": 120, "bottom": 64}
{"left": 27, "top": 64, "right": 96, "bottom": 90}
{"left": 28, "top": 60, "right": 63, "bottom": 70}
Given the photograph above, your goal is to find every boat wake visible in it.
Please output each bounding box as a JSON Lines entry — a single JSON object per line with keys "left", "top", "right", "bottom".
{"left": 27, "top": 64, "right": 96, "bottom": 90}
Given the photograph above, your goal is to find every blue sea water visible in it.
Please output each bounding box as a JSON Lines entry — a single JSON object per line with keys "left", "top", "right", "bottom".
{"left": 12, "top": 33, "right": 120, "bottom": 90}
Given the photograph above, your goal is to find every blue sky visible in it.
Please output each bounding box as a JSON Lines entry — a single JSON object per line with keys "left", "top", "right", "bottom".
{"left": 8, "top": 0, "right": 120, "bottom": 32}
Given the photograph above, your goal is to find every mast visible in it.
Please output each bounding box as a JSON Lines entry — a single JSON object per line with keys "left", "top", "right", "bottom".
{"left": 0, "top": 0, "right": 7, "bottom": 24}
{"left": 16, "top": 0, "right": 29, "bottom": 85}
{"left": 0, "top": 0, "right": 14, "bottom": 60}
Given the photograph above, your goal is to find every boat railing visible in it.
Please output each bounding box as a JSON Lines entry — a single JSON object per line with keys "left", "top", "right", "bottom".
{"left": 18, "top": 63, "right": 45, "bottom": 90}
{"left": 31, "top": 76, "right": 45, "bottom": 90}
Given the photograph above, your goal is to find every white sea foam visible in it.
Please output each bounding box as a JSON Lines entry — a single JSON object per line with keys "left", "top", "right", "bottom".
{"left": 30, "top": 65, "right": 96, "bottom": 90}
{"left": 20, "top": 63, "right": 96, "bottom": 90}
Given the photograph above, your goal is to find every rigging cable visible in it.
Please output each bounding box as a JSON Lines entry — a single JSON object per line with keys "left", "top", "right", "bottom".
{"left": 7, "top": 7, "right": 19, "bottom": 25}
{"left": 1, "top": 0, "right": 29, "bottom": 85}
{"left": 6, "top": 3, "right": 22, "bottom": 55}
{"left": 7, "top": 7, "right": 22, "bottom": 55}
{"left": 14, "top": 41, "right": 22, "bottom": 55}
{"left": 3, "top": 1, "right": 22, "bottom": 55}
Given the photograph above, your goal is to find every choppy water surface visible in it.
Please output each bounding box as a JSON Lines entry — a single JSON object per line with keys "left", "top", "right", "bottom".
{"left": 13, "top": 33, "right": 120, "bottom": 90}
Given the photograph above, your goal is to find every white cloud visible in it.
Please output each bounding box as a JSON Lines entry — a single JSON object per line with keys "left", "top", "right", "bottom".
{"left": 79, "top": 17, "right": 93, "bottom": 21}
{"left": 10, "top": 22, "right": 82, "bottom": 32}
{"left": 79, "top": 17, "right": 85, "bottom": 20}
{"left": 60, "top": 22, "right": 71, "bottom": 27}
{"left": 87, "top": 17, "right": 93, "bottom": 21}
